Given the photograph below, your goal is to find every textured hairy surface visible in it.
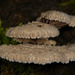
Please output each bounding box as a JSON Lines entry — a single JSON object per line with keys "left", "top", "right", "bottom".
{"left": 37, "top": 10, "right": 71, "bottom": 24}
{"left": 37, "top": 10, "right": 75, "bottom": 29}
{"left": 69, "top": 16, "right": 75, "bottom": 27}
{"left": 0, "top": 44, "right": 75, "bottom": 65}
{"left": 6, "top": 21, "right": 59, "bottom": 39}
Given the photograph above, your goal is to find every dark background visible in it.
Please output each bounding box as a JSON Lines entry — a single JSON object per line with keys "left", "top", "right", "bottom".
{"left": 0, "top": 0, "right": 75, "bottom": 28}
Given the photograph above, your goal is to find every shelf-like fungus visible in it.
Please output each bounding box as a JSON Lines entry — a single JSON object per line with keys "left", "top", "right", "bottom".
{"left": 37, "top": 10, "right": 71, "bottom": 29}
{"left": 0, "top": 12, "right": 75, "bottom": 65}
{"left": 6, "top": 21, "right": 59, "bottom": 45}
{"left": 0, "top": 44, "right": 75, "bottom": 64}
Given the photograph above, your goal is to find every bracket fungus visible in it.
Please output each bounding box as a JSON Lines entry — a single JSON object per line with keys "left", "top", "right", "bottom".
{"left": 37, "top": 10, "right": 74, "bottom": 29}
{"left": 6, "top": 21, "right": 59, "bottom": 45}
{"left": 0, "top": 44, "right": 75, "bottom": 64}
{"left": 0, "top": 11, "right": 75, "bottom": 65}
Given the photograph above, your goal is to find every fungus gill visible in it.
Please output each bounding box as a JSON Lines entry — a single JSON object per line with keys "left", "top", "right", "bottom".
{"left": 37, "top": 10, "right": 71, "bottom": 29}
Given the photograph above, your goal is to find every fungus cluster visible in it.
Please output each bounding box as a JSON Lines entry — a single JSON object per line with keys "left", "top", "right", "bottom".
{"left": 0, "top": 10, "right": 75, "bottom": 65}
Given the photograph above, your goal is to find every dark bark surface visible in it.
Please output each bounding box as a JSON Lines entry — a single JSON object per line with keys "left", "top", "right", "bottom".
{"left": 0, "top": 0, "right": 58, "bottom": 27}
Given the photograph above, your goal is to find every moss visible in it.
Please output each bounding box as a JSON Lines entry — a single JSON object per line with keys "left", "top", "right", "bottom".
{"left": 60, "top": 0, "right": 75, "bottom": 6}
{"left": 0, "top": 19, "right": 19, "bottom": 45}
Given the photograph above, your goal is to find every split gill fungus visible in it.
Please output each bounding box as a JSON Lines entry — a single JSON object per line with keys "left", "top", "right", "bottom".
{"left": 0, "top": 10, "right": 75, "bottom": 65}
{"left": 37, "top": 10, "right": 75, "bottom": 29}
{"left": 6, "top": 21, "right": 59, "bottom": 45}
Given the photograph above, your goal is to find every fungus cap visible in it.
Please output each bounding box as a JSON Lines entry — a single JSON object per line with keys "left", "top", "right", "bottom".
{"left": 37, "top": 10, "right": 71, "bottom": 24}
{"left": 69, "top": 16, "right": 75, "bottom": 27}
{"left": 0, "top": 44, "right": 75, "bottom": 64}
{"left": 6, "top": 21, "right": 59, "bottom": 39}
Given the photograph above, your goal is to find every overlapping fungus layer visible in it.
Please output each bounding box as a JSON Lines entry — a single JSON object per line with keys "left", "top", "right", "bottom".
{"left": 37, "top": 10, "right": 72, "bottom": 29}
{"left": 40, "top": 18, "right": 68, "bottom": 29}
